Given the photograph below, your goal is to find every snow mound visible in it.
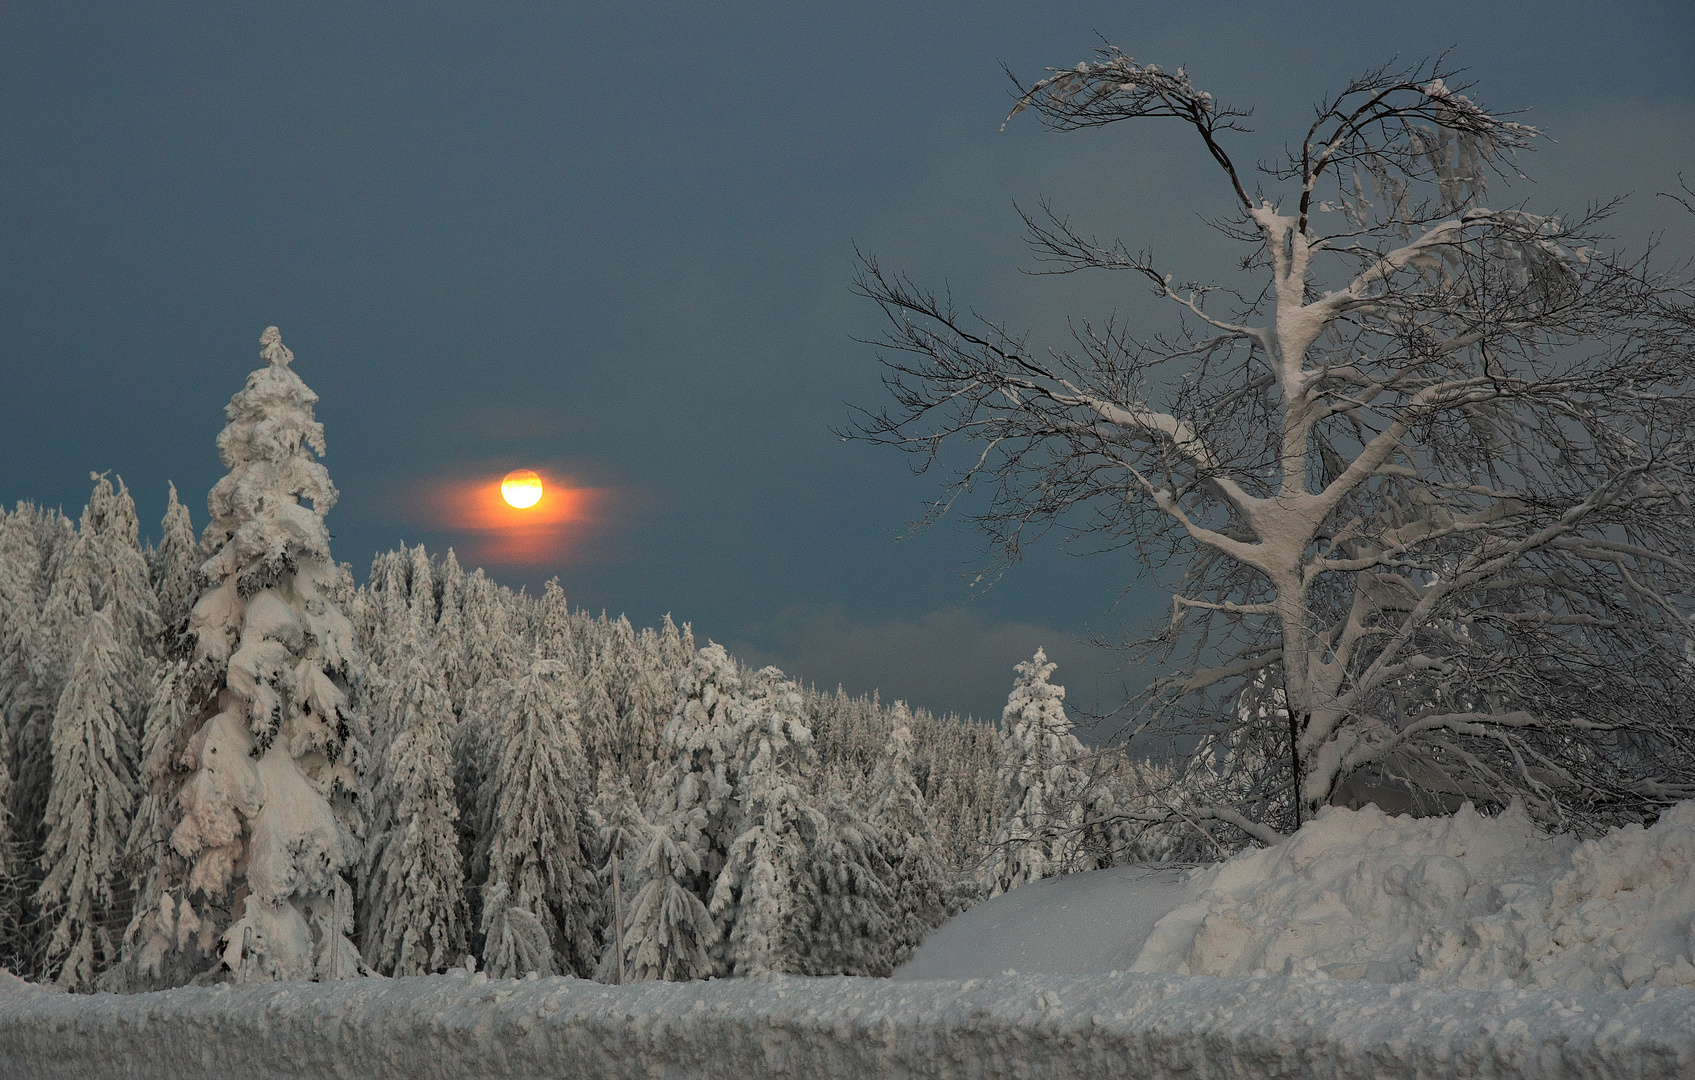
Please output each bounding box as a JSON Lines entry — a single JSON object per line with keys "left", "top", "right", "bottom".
{"left": 895, "top": 864, "right": 1190, "bottom": 979}
{"left": 3, "top": 967, "right": 1692, "bottom": 1079}
{"left": 1131, "top": 800, "right": 1695, "bottom": 993}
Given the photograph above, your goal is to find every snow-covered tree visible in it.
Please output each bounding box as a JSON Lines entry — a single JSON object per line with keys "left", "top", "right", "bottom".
{"left": 981, "top": 649, "right": 1093, "bottom": 896}
{"left": 616, "top": 643, "right": 744, "bottom": 980}
{"left": 866, "top": 707, "right": 948, "bottom": 966}
{"left": 148, "top": 483, "right": 198, "bottom": 632}
{"left": 37, "top": 609, "right": 136, "bottom": 989}
{"left": 853, "top": 50, "right": 1695, "bottom": 837}
{"left": 80, "top": 475, "right": 159, "bottom": 671}
{"left": 709, "top": 667, "right": 822, "bottom": 976}
{"left": 165, "top": 326, "right": 367, "bottom": 983}
{"left": 0, "top": 504, "right": 75, "bottom": 958}
{"left": 646, "top": 643, "right": 744, "bottom": 885}
{"left": 477, "top": 648, "right": 596, "bottom": 978}
{"left": 588, "top": 768, "right": 645, "bottom": 984}
{"left": 804, "top": 790, "right": 896, "bottom": 976}
{"left": 120, "top": 653, "right": 210, "bottom": 988}
{"left": 360, "top": 635, "right": 466, "bottom": 976}
{"left": 614, "top": 802, "right": 717, "bottom": 982}
{"left": 0, "top": 714, "right": 17, "bottom": 968}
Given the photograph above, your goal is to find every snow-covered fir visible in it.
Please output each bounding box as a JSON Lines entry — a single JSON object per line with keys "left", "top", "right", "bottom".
{"left": 0, "top": 401, "right": 1100, "bottom": 988}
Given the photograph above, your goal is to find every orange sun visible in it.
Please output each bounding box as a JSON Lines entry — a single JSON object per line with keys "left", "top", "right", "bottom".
{"left": 500, "top": 469, "right": 543, "bottom": 509}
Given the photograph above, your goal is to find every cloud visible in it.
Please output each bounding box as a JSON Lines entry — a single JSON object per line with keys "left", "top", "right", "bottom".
{"left": 723, "top": 604, "right": 1155, "bottom": 738}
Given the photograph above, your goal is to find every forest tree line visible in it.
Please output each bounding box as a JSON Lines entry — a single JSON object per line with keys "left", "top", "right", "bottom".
{"left": 0, "top": 462, "right": 1190, "bottom": 991}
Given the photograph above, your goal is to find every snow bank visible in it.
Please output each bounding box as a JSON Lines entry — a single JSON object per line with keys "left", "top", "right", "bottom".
{"left": 895, "top": 864, "right": 1189, "bottom": 979}
{"left": 2, "top": 966, "right": 1691, "bottom": 1079}
{"left": 1132, "top": 801, "right": 1695, "bottom": 993}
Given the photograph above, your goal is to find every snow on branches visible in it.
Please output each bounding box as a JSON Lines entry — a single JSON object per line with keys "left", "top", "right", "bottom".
{"left": 855, "top": 48, "right": 1695, "bottom": 838}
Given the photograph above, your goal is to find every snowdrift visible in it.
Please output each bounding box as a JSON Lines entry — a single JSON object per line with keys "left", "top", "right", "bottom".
{"left": 1132, "top": 801, "right": 1695, "bottom": 992}
{"left": 894, "top": 864, "right": 1189, "bottom": 979}
{"left": 2, "top": 965, "right": 1691, "bottom": 1080}
{"left": 900, "top": 800, "right": 1695, "bottom": 996}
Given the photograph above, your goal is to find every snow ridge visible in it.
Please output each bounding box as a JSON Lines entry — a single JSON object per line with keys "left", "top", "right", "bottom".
{"left": 0, "top": 967, "right": 1689, "bottom": 1079}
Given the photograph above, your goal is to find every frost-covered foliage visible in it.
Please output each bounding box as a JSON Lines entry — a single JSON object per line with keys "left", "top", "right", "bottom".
{"left": 866, "top": 710, "right": 949, "bottom": 967}
{"left": 804, "top": 791, "right": 896, "bottom": 976}
{"left": 359, "top": 636, "right": 465, "bottom": 977}
{"left": 1, "top": 329, "right": 1204, "bottom": 989}
{"left": 710, "top": 667, "right": 823, "bottom": 976}
{"left": 854, "top": 48, "right": 1695, "bottom": 838}
{"left": 982, "top": 650, "right": 1096, "bottom": 896}
{"left": 139, "top": 327, "right": 368, "bottom": 985}
{"left": 37, "top": 610, "right": 135, "bottom": 989}
{"left": 615, "top": 803, "right": 717, "bottom": 982}
{"left": 148, "top": 483, "right": 198, "bottom": 633}
{"left": 477, "top": 649, "right": 596, "bottom": 978}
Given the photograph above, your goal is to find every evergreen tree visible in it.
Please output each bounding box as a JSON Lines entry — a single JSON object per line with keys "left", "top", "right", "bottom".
{"left": 432, "top": 549, "right": 467, "bottom": 715}
{"left": 360, "top": 635, "right": 466, "bottom": 976}
{"left": 588, "top": 768, "right": 645, "bottom": 984}
{"left": 709, "top": 667, "right": 822, "bottom": 976}
{"left": 611, "top": 802, "right": 717, "bottom": 982}
{"left": 121, "top": 653, "right": 212, "bottom": 988}
{"left": 477, "top": 648, "right": 596, "bottom": 977}
{"left": 981, "top": 648, "right": 1093, "bottom": 896}
{"left": 167, "top": 326, "right": 367, "bottom": 983}
{"left": 81, "top": 475, "right": 159, "bottom": 672}
{"left": 617, "top": 643, "right": 743, "bottom": 980}
{"left": 867, "top": 708, "right": 948, "bottom": 967}
{"left": 37, "top": 609, "right": 136, "bottom": 989}
{"left": 804, "top": 790, "right": 895, "bottom": 976}
{"left": 148, "top": 482, "right": 199, "bottom": 633}
{"left": 646, "top": 644, "right": 742, "bottom": 886}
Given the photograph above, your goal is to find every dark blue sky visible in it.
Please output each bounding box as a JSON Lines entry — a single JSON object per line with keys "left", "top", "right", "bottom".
{"left": 4, "top": 3, "right": 1692, "bottom": 723}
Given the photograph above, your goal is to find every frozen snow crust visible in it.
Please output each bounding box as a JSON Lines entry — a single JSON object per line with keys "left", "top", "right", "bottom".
{"left": 1133, "top": 801, "right": 1695, "bottom": 993}
{"left": 2, "top": 966, "right": 1692, "bottom": 1080}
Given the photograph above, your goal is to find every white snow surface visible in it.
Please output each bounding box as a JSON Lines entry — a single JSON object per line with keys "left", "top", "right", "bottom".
{"left": 10, "top": 802, "right": 1695, "bottom": 1077}
{"left": 906, "top": 801, "right": 1695, "bottom": 996}
{"left": 1131, "top": 801, "right": 1695, "bottom": 993}
{"left": 895, "top": 864, "right": 1190, "bottom": 979}
{"left": 2, "top": 964, "right": 1691, "bottom": 1079}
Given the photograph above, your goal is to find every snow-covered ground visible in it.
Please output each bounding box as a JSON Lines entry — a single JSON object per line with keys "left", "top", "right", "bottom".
{"left": 8, "top": 801, "right": 1695, "bottom": 1078}
{"left": 3, "top": 965, "right": 1691, "bottom": 1079}
{"left": 894, "top": 864, "right": 1190, "bottom": 979}
{"left": 904, "top": 800, "right": 1695, "bottom": 994}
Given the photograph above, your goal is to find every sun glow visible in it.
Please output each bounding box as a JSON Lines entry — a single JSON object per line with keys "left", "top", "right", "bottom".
{"left": 500, "top": 469, "right": 543, "bottom": 509}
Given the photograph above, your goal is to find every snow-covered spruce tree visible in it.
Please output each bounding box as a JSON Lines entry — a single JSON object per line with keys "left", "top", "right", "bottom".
{"left": 1, "top": 505, "right": 75, "bottom": 972}
{"left": 164, "top": 326, "right": 367, "bottom": 983}
{"left": 477, "top": 647, "right": 596, "bottom": 978}
{"left": 121, "top": 651, "right": 210, "bottom": 988}
{"left": 609, "top": 800, "right": 716, "bottom": 982}
{"left": 615, "top": 642, "right": 743, "bottom": 980}
{"left": 588, "top": 767, "right": 646, "bottom": 984}
{"left": 0, "top": 715, "right": 16, "bottom": 970}
{"left": 981, "top": 649, "right": 1094, "bottom": 896}
{"left": 709, "top": 666, "right": 823, "bottom": 976}
{"left": 359, "top": 631, "right": 466, "bottom": 976}
{"left": 865, "top": 707, "right": 948, "bottom": 967}
{"left": 804, "top": 790, "right": 896, "bottom": 976}
{"left": 854, "top": 50, "right": 1695, "bottom": 837}
{"left": 148, "top": 483, "right": 199, "bottom": 633}
{"left": 646, "top": 644, "right": 744, "bottom": 890}
{"left": 36, "top": 609, "right": 136, "bottom": 989}
{"left": 80, "top": 475, "right": 161, "bottom": 673}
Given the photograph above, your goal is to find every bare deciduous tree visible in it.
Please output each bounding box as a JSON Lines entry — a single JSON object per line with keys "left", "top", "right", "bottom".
{"left": 851, "top": 47, "right": 1695, "bottom": 839}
